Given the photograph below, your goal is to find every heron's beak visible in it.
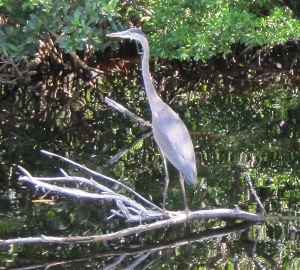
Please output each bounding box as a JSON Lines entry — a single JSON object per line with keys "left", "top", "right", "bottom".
{"left": 106, "top": 33, "right": 121, "bottom": 38}
{"left": 106, "top": 30, "right": 131, "bottom": 39}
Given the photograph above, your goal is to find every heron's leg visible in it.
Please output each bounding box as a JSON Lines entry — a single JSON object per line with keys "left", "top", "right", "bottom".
{"left": 162, "top": 154, "right": 169, "bottom": 211}
{"left": 179, "top": 173, "right": 189, "bottom": 213}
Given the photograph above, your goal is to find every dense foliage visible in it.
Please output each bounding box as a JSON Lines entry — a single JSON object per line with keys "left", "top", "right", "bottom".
{"left": 1, "top": 0, "right": 300, "bottom": 60}
{"left": 147, "top": 0, "right": 300, "bottom": 60}
{"left": 0, "top": 0, "right": 123, "bottom": 59}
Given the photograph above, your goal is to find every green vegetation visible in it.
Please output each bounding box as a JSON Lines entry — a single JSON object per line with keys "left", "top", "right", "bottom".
{"left": 1, "top": 0, "right": 300, "bottom": 60}
{"left": 147, "top": 0, "right": 300, "bottom": 60}
{"left": 0, "top": 0, "right": 122, "bottom": 59}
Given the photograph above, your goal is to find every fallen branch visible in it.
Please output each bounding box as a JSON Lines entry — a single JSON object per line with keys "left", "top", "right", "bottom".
{"left": 0, "top": 150, "right": 265, "bottom": 246}
{"left": 40, "top": 150, "right": 162, "bottom": 212}
{"left": 0, "top": 213, "right": 262, "bottom": 246}
{"left": 18, "top": 166, "right": 163, "bottom": 222}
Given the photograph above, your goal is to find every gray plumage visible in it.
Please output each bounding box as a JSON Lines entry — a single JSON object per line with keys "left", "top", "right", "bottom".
{"left": 107, "top": 28, "right": 197, "bottom": 210}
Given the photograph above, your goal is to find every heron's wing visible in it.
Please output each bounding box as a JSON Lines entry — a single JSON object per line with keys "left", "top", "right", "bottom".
{"left": 152, "top": 103, "right": 194, "bottom": 164}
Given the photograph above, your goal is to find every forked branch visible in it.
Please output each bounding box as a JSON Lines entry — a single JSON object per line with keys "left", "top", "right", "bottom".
{"left": 0, "top": 151, "right": 265, "bottom": 246}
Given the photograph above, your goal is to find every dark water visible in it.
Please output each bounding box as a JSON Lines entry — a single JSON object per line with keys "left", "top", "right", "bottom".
{"left": 1, "top": 81, "right": 300, "bottom": 269}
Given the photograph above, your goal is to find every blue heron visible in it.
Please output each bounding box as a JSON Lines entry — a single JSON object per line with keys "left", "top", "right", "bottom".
{"left": 106, "top": 28, "right": 197, "bottom": 211}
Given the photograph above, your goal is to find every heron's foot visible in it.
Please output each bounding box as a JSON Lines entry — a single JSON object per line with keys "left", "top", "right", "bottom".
{"left": 183, "top": 207, "right": 190, "bottom": 220}
{"left": 162, "top": 209, "right": 179, "bottom": 219}
{"left": 161, "top": 206, "right": 170, "bottom": 217}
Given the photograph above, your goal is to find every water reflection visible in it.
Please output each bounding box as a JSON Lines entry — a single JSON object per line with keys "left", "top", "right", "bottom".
{"left": 0, "top": 222, "right": 262, "bottom": 269}
{"left": 1, "top": 78, "right": 300, "bottom": 268}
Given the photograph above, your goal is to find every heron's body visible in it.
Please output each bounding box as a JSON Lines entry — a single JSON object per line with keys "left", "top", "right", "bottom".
{"left": 107, "top": 28, "right": 197, "bottom": 210}
{"left": 152, "top": 101, "right": 197, "bottom": 185}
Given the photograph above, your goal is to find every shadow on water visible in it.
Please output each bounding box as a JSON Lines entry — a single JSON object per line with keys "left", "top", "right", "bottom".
{"left": 1, "top": 66, "right": 300, "bottom": 268}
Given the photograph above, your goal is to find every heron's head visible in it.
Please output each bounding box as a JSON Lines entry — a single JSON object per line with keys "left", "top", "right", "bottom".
{"left": 106, "top": 28, "right": 146, "bottom": 41}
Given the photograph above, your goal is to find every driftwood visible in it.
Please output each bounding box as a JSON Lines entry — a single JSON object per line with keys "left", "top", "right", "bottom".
{"left": 0, "top": 149, "right": 265, "bottom": 247}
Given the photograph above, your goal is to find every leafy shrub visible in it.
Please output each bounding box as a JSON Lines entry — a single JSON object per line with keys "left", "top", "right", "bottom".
{"left": 145, "top": 0, "right": 300, "bottom": 61}
{"left": 1, "top": 0, "right": 300, "bottom": 61}
{"left": 0, "top": 0, "right": 123, "bottom": 59}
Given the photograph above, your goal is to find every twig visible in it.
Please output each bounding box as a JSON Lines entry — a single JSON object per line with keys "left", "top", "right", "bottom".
{"left": 246, "top": 172, "right": 267, "bottom": 216}
{"left": 19, "top": 173, "right": 146, "bottom": 212}
{"left": 125, "top": 251, "right": 152, "bottom": 270}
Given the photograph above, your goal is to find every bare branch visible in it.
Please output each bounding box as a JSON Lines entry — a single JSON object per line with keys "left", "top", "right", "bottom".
{"left": 40, "top": 150, "right": 162, "bottom": 212}
{"left": 0, "top": 151, "right": 266, "bottom": 247}
{"left": 104, "top": 97, "right": 152, "bottom": 128}
{"left": 18, "top": 165, "right": 164, "bottom": 221}
{"left": 0, "top": 210, "right": 264, "bottom": 246}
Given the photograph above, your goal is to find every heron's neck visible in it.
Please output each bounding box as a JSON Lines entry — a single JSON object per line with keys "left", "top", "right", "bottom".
{"left": 139, "top": 38, "right": 162, "bottom": 111}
